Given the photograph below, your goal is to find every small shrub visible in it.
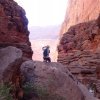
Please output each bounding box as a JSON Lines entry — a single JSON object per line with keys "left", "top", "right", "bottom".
{"left": 0, "top": 84, "right": 13, "bottom": 100}
{"left": 22, "top": 82, "right": 34, "bottom": 95}
{"left": 23, "top": 82, "right": 66, "bottom": 100}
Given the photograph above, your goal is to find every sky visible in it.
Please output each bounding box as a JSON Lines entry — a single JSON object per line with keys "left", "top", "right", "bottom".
{"left": 14, "top": 0, "right": 68, "bottom": 27}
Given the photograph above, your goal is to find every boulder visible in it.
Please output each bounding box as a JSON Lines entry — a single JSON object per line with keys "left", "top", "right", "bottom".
{"left": 0, "top": 46, "right": 23, "bottom": 82}
{"left": 21, "top": 60, "right": 97, "bottom": 100}
{"left": 0, "top": 46, "right": 25, "bottom": 100}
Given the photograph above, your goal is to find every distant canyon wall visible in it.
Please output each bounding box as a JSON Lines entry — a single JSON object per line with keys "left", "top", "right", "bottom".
{"left": 31, "top": 39, "right": 58, "bottom": 62}
{"left": 60, "top": 0, "right": 100, "bottom": 35}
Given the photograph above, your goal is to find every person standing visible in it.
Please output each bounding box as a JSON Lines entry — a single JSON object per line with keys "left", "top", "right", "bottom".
{"left": 42, "top": 45, "right": 51, "bottom": 62}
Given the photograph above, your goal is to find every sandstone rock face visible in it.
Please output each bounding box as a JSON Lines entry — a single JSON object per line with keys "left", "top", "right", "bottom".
{"left": 21, "top": 61, "right": 97, "bottom": 100}
{"left": 60, "top": 0, "right": 100, "bottom": 35}
{"left": 0, "top": 0, "right": 33, "bottom": 99}
{"left": 0, "top": 0, "right": 33, "bottom": 59}
{"left": 58, "top": 16, "right": 100, "bottom": 98}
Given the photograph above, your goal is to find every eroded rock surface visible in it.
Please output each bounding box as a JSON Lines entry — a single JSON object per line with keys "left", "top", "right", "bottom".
{"left": 0, "top": 0, "right": 33, "bottom": 59}
{"left": 21, "top": 61, "right": 97, "bottom": 100}
{"left": 0, "top": 0, "right": 33, "bottom": 99}
{"left": 0, "top": 46, "right": 25, "bottom": 99}
{"left": 0, "top": 46, "right": 22, "bottom": 82}
{"left": 58, "top": 16, "right": 100, "bottom": 98}
{"left": 60, "top": 0, "right": 100, "bottom": 35}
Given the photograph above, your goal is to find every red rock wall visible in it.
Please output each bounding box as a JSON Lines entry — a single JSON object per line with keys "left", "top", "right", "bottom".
{"left": 0, "top": 0, "right": 33, "bottom": 59}
{"left": 58, "top": 0, "right": 100, "bottom": 98}
{"left": 0, "top": 0, "right": 33, "bottom": 99}
{"left": 58, "top": 16, "right": 100, "bottom": 98}
{"left": 60, "top": 0, "right": 100, "bottom": 35}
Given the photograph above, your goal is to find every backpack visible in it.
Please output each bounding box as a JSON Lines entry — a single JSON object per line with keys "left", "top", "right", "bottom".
{"left": 43, "top": 48, "right": 48, "bottom": 57}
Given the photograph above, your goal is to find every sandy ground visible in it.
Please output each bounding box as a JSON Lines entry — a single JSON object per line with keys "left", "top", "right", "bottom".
{"left": 30, "top": 39, "right": 59, "bottom": 62}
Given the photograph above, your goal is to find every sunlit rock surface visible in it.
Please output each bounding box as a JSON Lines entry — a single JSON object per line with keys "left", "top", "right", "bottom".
{"left": 60, "top": 0, "right": 100, "bottom": 35}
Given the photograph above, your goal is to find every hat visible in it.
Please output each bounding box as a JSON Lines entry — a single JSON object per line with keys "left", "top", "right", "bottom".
{"left": 46, "top": 45, "right": 50, "bottom": 48}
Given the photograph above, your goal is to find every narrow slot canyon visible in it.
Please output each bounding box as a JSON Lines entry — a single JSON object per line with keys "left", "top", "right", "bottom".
{"left": 0, "top": 0, "right": 100, "bottom": 100}
{"left": 14, "top": 0, "right": 68, "bottom": 62}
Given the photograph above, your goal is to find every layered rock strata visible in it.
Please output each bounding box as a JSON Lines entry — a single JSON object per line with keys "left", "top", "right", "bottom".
{"left": 60, "top": 0, "right": 100, "bottom": 35}
{"left": 0, "top": 0, "right": 33, "bottom": 59}
{"left": 58, "top": 16, "right": 100, "bottom": 98}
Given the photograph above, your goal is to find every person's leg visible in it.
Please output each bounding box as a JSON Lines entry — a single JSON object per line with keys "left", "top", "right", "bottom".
{"left": 46, "top": 58, "right": 48, "bottom": 62}
{"left": 43, "top": 57, "right": 48, "bottom": 62}
{"left": 49, "top": 57, "right": 51, "bottom": 62}
{"left": 47, "top": 57, "right": 51, "bottom": 62}
{"left": 43, "top": 57, "right": 46, "bottom": 62}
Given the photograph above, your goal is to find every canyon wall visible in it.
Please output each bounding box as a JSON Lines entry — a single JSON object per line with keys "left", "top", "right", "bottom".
{"left": 58, "top": 15, "right": 100, "bottom": 99}
{"left": 60, "top": 0, "right": 100, "bottom": 35}
{"left": 0, "top": 0, "right": 98, "bottom": 99}
{"left": 0, "top": 0, "right": 33, "bottom": 99}
{"left": 0, "top": 0, "right": 33, "bottom": 59}
{"left": 58, "top": 0, "right": 100, "bottom": 98}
